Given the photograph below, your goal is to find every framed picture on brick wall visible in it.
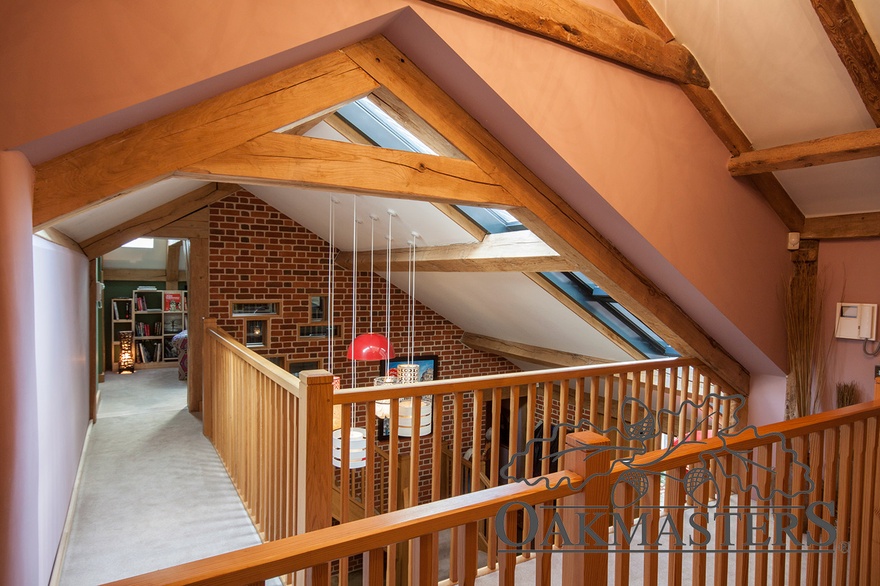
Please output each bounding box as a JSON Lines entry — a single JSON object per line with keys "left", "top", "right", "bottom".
{"left": 378, "top": 355, "right": 439, "bottom": 382}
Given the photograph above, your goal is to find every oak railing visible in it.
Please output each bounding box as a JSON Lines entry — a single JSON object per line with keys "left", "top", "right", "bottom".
{"left": 595, "top": 398, "right": 880, "bottom": 586}
{"left": 108, "top": 399, "right": 880, "bottom": 586}
{"left": 330, "top": 357, "right": 738, "bottom": 584}
{"left": 201, "top": 319, "right": 334, "bottom": 585}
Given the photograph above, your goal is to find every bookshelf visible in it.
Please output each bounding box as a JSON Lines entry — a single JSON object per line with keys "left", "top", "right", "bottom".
{"left": 129, "top": 288, "right": 188, "bottom": 368}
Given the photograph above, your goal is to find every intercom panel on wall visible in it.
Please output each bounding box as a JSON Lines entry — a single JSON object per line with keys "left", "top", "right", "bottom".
{"left": 835, "top": 303, "right": 877, "bottom": 341}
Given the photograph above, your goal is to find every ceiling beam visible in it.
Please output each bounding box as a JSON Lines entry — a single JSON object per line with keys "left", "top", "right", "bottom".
{"left": 728, "top": 127, "right": 880, "bottom": 176}
{"left": 166, "top": 240, "right": 182, "bottom": 290}
{"left": 103, "top": 268, "right": 189, "bottom": 282}
{"left": 34, "top": 227, "right": 85, "bottom": 255}
{"left": 421, "top": 0, "right": 708, "bottom": 86}
{"left": 147, "top": 207, "right": 211, "bottom": 240}
{"left": 810, "top": 0, "right": 880, "bottom": 126}
{"left": 611, "top": 0, "right": 674, "bottom": 42}
{"left": 342, "top": 36, "right": 749, "bottom": 392}
{"left": 179, "top": 133, "right": 517, "bottom": 207}
{"left": 32, "top": 51, "right": 379, "bottom": 230}
{"left": 79, "top": 183, "right": 238, "bottom": 259}
{"left": 611, "top": 2, "right": 804, "bottom": 231}
{"left": 801, "top": 211, "right": 880, "bottom": 239}
{"left": 335, "top": 231, "right": 573, "bottom": 272}
{"left": 461, "top": 332, "right": 614, "bottom": 367}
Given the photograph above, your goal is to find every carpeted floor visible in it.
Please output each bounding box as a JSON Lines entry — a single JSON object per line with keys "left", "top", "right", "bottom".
{"left": 58, "top": 368, "right": 268, "bottom": 585}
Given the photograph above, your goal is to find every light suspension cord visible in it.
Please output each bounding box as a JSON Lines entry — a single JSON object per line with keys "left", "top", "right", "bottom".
{"left": 369, "top": 214, "right": 378, "bottom": 332}
{"left": 351, "top": 197, "right": 357, "bottom": 388}
{"left": 328, "top": 198, "right": 337, "bottom": 372}
{"left": 386, "top": 210, "right": 395, "bottom": 375}
{"left": 408, "top": 233, "right": 418, "bottom": 363}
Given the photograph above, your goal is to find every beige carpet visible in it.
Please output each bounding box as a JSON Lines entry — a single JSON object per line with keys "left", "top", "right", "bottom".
{"left": 58, "top": 368, "right": 270, "bottom": 585}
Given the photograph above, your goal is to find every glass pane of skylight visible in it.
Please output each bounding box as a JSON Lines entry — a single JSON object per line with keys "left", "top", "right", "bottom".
{"left": 336, "top": 99, "right": 435, "bottom": 155}
{"left": 122, "top": 238, "right": 154, "bottom": 249}
{"left": 453, "top": 205, "right": 526, "bottom": 234}
{"left": 541, "top": 272, "right": 677, "bottom": 359}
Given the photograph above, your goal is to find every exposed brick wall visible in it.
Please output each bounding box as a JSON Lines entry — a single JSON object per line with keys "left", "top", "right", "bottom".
{"left": 209, "top": 190, "right": 518, "bottom": 384}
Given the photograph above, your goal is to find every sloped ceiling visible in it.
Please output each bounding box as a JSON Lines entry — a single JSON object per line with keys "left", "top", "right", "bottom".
{"left": 14, "top": 0, "right": 880, "bottom": 382}
{"left": 651, "top": 0, "right": 880, "bottom": 218}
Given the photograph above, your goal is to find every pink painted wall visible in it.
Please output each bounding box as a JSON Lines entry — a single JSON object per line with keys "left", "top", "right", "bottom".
{"left": 1, "top": 2, "right": 790, "bottom": 378}
{"left": 818, "top": 239, "right": 880, "bottom": 407}
{"left": 0, "top": 152, "right": 39, "bottom": 585}
{"left": 33, "top": 237, "right": 91, "bottom": 584}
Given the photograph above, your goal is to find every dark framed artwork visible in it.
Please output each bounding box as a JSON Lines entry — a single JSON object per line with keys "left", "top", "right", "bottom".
{"left": 378, "top": 355, "right": 439, "bottom": 382}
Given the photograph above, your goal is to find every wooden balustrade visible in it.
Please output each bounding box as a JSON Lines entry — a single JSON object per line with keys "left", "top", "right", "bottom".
{"left": 329, "top": 357, "right": 736, "bottom": 581}
{"left": 201, "top": 319, "right": 334, "bottom": 585}
{"left": 595, "top": 398, "right": 880, "bottom": 586}
{"left": 106, "top": 329, "right": 880, "bottom": 586}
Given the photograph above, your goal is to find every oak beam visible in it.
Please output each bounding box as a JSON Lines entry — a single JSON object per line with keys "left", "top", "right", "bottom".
{"left": 343, "top": 36, "right": 749, "bottom": 392}
{"left": 461, "top": 332, "right": 614, "bottom": 367}
{"left": 421, "top": 0, "right": 708, "bottom": 86}
{"left": 33, "top": 51, "right": 378, "bottom": 229}
{"left": 146, "top": 207, "right": 211, "bottom": 240}
{"left": 34, "top": 227, "right": 85, "bottom": 255}
{"left": 728, "top": 127, "right": 880, "bottom": 176}
{"left": 335, "top": 231, "right": 571, "bottom": 272}
{"left": 611, "top": 0, "right": 674, "bottom": 42}
{"left": 103, "top": 269, "right": 189, "bottom": 282}
{"left": 166, "top": 240, "right": 182, "bottom": 290}
{"left": 810, "top": 0, "right": 880, "bottom": 126}
{"left": 179, "top": 134, "right": 516, "bottom": 206}
{"left": 801, "top": 211, "right": 880, "bottom": 239}
{"left": 79, "top": 183, "right": 237, "bottom": 259}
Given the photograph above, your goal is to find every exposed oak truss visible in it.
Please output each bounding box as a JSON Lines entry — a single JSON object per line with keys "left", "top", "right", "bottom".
{"left": 31, "top": 35, "right": 750, "bottom": 392}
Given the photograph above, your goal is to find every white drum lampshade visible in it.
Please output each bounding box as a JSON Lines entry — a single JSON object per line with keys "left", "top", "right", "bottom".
{"left": 332, "top": 427, "right": 368, "bottom": 469}
{"left": 398, "top": 397, "right": 432, "bottom": 437}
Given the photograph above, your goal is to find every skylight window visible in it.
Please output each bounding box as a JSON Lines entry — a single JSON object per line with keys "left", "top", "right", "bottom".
{"left": 453, "top": 206, "right": 526, "bottom": 234}
{"left": 122, "top": 238, "right": 154, "bottom": 249}
{"left": 541, "top": 272, "right": 678, "bottom": 359}
{"left": 336, "top": 98, "right": 436, "bottom": 154}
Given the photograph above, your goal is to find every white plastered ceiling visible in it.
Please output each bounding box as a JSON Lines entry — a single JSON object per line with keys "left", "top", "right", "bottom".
{"left": 650, "top": 0, "right": 880, "bottom": 218}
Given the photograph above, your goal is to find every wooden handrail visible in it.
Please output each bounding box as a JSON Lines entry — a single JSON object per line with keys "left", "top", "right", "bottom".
{"left": 103, "top": 470, "right": 584, "bottom": 586}
{"left": 610, "top": 398, "right": 880, "bottom": 478}
{"left": 205, "top": 324, "right": 303, "bottom": 396}
{"left": 333, "top": 357, "right": 700, "bottom": 403}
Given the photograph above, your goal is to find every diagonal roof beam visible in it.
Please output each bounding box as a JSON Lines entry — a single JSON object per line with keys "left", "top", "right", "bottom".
{"left": 342, "top": 36, "right": 748, "bottom": 391}
{"left": 728, "top": 126, "right": 880, "bottom": 176}
{"left": 335, "top": 231, "right": 574, "bottom": 272}
{"left": 79, "top": 183, "right": 238, "bottom": 260}
{"left": 422, "top": 0, "right": 708, "bottom": 86}
{"left": 810, "top": 0, "right": 880, "bottom": 126}
{"left": 179, "top": 133, "right": 517, "bottom": 206}
{"left": 801, "top": 211, "right": 880, "bottom": 239}
{"left": 461, "top": 332, "right": 615, "bottom": 367}
{"left": 32, "top": 51, "right": 379, "bottom": 230}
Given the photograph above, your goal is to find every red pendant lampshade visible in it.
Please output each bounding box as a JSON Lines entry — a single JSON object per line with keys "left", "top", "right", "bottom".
{"left": 347, "top": 332, "right": 395, "bottom": 361}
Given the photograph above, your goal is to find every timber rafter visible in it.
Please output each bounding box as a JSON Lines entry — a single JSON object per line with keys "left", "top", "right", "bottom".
{"left": 335, "top": 231, "right": 571, "bottom": 272}
{"left": 32, "top": 34, "right": 750, "bottom": 393}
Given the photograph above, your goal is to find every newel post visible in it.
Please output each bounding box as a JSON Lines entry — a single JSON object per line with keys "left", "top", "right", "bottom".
{"left": 299, "top": 370, "right": 334, "bottom": 585}
{"left": 202, "top": 318, "right": 218, "bottom": 440}
{"left": 561, "top": 430, "right": 611, "bottom": 586}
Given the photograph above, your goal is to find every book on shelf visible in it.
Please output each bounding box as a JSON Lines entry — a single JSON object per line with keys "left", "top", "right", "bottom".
{"left": 164, "top": 292, "right": 183, "bottom": 311}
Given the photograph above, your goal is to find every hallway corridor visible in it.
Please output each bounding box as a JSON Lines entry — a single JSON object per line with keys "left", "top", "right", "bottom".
{"left": 57, "top": 369, "right": 264, "bottom": 585}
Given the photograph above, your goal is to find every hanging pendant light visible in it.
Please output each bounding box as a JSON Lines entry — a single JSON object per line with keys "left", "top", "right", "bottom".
{"left": 328, "top": 196, "right": 366, "bottom": 469}
{"left": 396, "top": 233, "right": 432, "bottom": 437}
{"left": 348, "top": 212, "right": 395, "bottom": 361}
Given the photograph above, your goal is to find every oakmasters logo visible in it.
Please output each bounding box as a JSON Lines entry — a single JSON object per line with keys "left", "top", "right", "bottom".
{"left": 495, "top": 394, "right": 839, "bottom": 555}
